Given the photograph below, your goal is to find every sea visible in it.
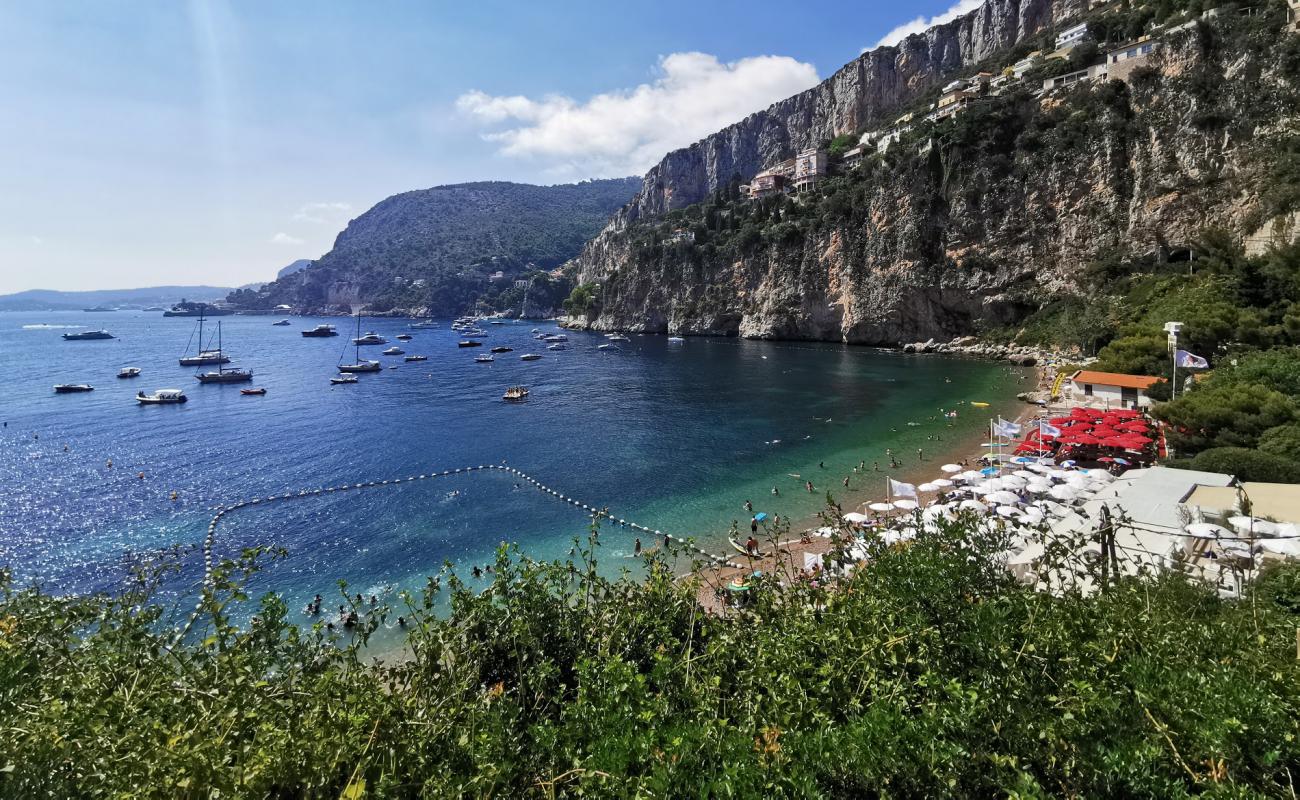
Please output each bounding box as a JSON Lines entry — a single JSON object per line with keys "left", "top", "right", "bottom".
{"left": 0, "top": 311, "right": 1026, "bottom": 621}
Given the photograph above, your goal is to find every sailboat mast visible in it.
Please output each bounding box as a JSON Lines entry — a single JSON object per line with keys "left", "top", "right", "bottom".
{"left": 355, "top": 309, "right": 361, "bottom": 362}
{"left": 216, "top": 322, "right": 224, "bottom": 375}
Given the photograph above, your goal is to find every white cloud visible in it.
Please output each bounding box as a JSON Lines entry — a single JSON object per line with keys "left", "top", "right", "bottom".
{"left": 30, "top": 236, "right": 43, "bottom": 246}
{"left": 270, "top": 232, "right": 304, "bottom": 245}
{"left": 292, "top": 201, "right": 352, "bottom": 224}
{"left": 456, "top": 52, "right": 820, "bottom": 178}
{"left": 872, "top": 0, "right": 984, "bottom": 49}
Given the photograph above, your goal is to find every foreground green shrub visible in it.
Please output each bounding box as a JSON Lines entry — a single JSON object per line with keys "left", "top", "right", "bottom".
{"left": 1, "top": 518, "right": 1299, "bottom": 797}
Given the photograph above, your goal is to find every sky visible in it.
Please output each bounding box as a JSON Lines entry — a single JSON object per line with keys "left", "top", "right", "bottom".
{"left": 0, "top": 0, "right": 975, "bottom": 294}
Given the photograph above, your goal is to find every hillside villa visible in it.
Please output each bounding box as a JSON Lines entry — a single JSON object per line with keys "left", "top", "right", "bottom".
{"left": 1066, "top": 369, "right": 1164, "bottom": 409}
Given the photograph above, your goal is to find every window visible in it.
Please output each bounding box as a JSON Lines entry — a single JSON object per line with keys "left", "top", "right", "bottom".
{"left": 1083, "top": 383, "right": 1094, "bottom": 396}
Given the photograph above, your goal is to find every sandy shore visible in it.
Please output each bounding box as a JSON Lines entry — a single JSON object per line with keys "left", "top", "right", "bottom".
{"left": 693, "top": 363, "right": 1050, "bottom": 612}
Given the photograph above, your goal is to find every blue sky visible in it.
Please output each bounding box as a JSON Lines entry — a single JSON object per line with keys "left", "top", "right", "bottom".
{"left": 0, "top": 0, "right": 975, "bottom": 293}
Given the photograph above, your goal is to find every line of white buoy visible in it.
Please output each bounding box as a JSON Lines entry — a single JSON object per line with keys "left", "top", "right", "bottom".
{"left": 175, "top": 464, "right": 738, "bottom": 645}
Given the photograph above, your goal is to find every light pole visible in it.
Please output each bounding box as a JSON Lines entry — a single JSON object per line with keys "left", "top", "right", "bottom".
{"left": 1164, "top": 321, "right": 1184, "bottom": 399}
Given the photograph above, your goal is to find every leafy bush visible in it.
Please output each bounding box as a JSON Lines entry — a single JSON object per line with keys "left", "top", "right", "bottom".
{"left": 2, "top": 515, "right": 1300, "bottom": 796}
{"left": 1155, "top": 381, "right": 1296, "bottom": 454}
{"left": 1258, "top": 423, "right": 1300, "bottom": 462}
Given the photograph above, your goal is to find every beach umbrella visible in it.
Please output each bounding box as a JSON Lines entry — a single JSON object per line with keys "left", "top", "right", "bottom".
{"left": 958, "top": 499, "right": 988, "bottom": 514}
{"left": 1085, "top": 468, "right": 1115, "bottom": 481}
{"left": 923, "top": 505, "right": 954, "bottom": 521}
{"left": 1086, "top": 480, "right": 1111, "bottom": 493}
{"left": 940, "top": 463, "right": 962, "bottom": 473}
{"left": 1011, "top": 469, "right": 1037, "bottom": 479}
{"left": 957, "top": 470, "right": 986, "bottom": 482}
{"left": 995, "top": 505, "right": 1021, "bottom": 518}
{"left": 1110, "top": 408, "right": 1141, "bottom": 418}
{"left": 1019, "top": 507, "right": 1045, "bottom": 524}
{"left": 985, "top": 490, "right": 1021, "bottom": 505}
{"left": 1259, "top": 538, "right": 1300, "bottom": 557}
{"left": 892, "top": 499, "right": 919, "bottom": 511}
{"left": 814, "top": 526, "right": 836, "bottom": 538}
{"left": 931, "top": 478, "right": 954, "bottom": 487}
{"left": 1026, "top": 463, "right": 1052, "bottom": 474}
{"left": 1025, "top": 481, "right": 1051, "bottom": 494}
{"left": 999, "top": 475, "right": 1028, "bottom": 489}
{"left": 976, "top": 478, "right": 1006, "bottom": 492}
{"left": 917, "top": 482, "right": 940, "bottom": 492}
{"left": 1184, "top": 522, "right": 1232, "bottom": 538}
{"left": 1119, "top": 433, "right": 1153, "bottom": 445}
{"left": 1227, "top": 516, "right": 1279, "bottom": 536}
{"left": 1064, "top": 473, "right": 1090, "bottom": 487}
{"left": 867, "top": 502, "right": 893, "bottom": 513}
{"left": 1049, "top": 417, "right": 1076, "bottom": 425}
{"left": 1062, "top": 433, "right": 1102, "bottom": 446}
{"left": 753, "top": 512, "right": 769, "bottom": 522}
{"left": 1118, "top": 420, "right": 1149, "bottom": 432}
{"left": 1048, "top": 485, "right": 1078, "bottom": 502}
{"left": 1046, "top": 469, "right": 1073, "bottom": 481}
{"left": 843, "top": 512, "right": 871, "bottom": 524}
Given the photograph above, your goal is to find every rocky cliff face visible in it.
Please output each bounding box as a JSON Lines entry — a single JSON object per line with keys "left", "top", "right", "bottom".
{"left": 619, "top": 0, "right": 1084, "bottom": 223}
{"left": 568, "top": 10, "right": 1300, "bottom": 345}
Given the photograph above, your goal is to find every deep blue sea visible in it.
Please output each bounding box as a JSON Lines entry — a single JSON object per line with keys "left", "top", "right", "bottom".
{"left": 0, "top": 311, "right": 1026, "bottom": 616}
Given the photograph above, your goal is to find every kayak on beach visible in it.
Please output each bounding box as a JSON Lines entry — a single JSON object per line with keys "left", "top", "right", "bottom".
{"left": 729, "top": 538, "right": 765, "bottom": 558}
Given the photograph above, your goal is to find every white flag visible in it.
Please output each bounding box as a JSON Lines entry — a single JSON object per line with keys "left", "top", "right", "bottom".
{"left": 889, "top": 478, "right": 918, "bottom": 498}
{"left": 994, "top": 417, "right": 1022, "bottom": 438}
{"left": 1039, "top": 421, "right": 1062, "bottom": 438}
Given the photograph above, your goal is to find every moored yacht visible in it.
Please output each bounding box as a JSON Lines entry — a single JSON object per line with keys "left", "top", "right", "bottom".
{"left": 382, "top": 346, "right": 405, "bottom": 355}
{"left": 117, "top": 367, "right": 141, "bottom": 378}
{"left": 338, "top": 310, "right": 383, "bottom": 373}
{"left": 272, "top": 319, "right": 291, "bottom": 326}
{"left": 330, "top": 373, "right": 358, "bottom": 385}
{"left": 62, "top": 330, "right": 114, "bottom": 341}
{"left": 179, "top": 310, "right": 231, "bottom": 365}
{"left": 520, "top": 353, "right": 543, "bottom": 361}
{"left": 404, "top": 354, "right": 428, "bottom": 362}
{"left": 54, "top": 384, "right": 94, "bottom": 393}
{"left": 352, "top": 332, "right": 387, "bottom": 345}
{"left": 475, "top": 354, "right": 494, "bottom": 363}
{"left": 301, "top": 324, "right": 338, "bottom": 337}
{"left": 194, "top": 322, "right": 252, "bottom": 383}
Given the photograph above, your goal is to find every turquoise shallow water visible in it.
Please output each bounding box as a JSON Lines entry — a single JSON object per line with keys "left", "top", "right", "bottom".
{"left": 0, "top": 311, "right": 1026, "bottom": 611}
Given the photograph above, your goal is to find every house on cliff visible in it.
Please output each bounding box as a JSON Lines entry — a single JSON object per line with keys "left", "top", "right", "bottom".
{"left": 1067, "top": 370, "right": 1164, "bottom": 410}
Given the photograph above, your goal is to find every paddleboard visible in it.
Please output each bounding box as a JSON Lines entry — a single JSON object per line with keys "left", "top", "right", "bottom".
{"left": 729, "top": 538, "right": 765, "bottom": 558}
{"left": 970, "top": 401, "right": 990, "bottom": 408}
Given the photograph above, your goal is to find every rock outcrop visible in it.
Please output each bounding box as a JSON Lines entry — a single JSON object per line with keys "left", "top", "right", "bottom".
{"left": 566, "top": 9, "right": 1299, "bottom": 346}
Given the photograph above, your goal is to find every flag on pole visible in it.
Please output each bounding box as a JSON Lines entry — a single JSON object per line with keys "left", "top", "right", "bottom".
{"left": 1175, "top": 349, "right": 1209, "bottom": 369}
{"left": 888, "top": 478, "right": 918, "bottom": 499}
{"left": 1039, "top": 421, "right": 1062, "bottom": 438}
{"left": 993, "top": 417, "right": 1022, "bottom": 438}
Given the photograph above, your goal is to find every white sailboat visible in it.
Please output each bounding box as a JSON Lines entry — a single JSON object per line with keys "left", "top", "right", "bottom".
{"left": 194, "top": 322, "right": 253, "bottom": 383}
{"left": 338, "top": 309, "right": 382, "bottom": 373}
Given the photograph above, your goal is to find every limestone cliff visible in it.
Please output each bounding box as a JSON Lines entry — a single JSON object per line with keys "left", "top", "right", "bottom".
{"left": 568, "top": 7, "right": 1300, "bottom": 345}
{"left": 621, "top": 0, "right": 1085, "bottom": 222}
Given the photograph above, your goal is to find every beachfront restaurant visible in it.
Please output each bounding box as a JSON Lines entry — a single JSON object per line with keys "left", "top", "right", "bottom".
{"left": 1066, "top": 369, "right": 1162, "bottom": 409}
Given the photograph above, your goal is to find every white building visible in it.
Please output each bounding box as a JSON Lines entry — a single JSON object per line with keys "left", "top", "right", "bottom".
{"left": 1067, "top": 369, "right": 1163, "bottom": 409}
{"left": 1055, "top": 22, "right": 1090, "bottom": 50}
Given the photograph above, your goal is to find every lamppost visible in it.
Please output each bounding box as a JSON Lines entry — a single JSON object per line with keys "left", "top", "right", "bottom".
{"left": 1164, "top": 321, "right": 1184, "bottom": 399}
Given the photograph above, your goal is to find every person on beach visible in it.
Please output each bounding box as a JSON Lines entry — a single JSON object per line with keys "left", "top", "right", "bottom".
{"left": 751, "top": 517, "right": 758, "bottom": 534}
{"left": 917, "top": 448, "right": 924, "bottom": 461}
{"left": 745, "top": 535, "right": 759, "bottom": 556}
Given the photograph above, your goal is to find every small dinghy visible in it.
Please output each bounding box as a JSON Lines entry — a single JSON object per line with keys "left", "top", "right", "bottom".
{"left": 54, "top": 384, "right": 95, "bottom": 393}
{"left": 240, "top": 387, "right": 267, "bottom": 396}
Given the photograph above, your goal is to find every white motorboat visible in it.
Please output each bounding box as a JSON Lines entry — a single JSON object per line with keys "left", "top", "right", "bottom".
{"left": 272, "top": 319, "right": 291, "bottom": 326}
{"left": 330, "top": 374, "right": 358, "bottom": 385}
{"left": 606, "top": 334, "right": 630, "bottom": 342}
{"left": 54, "top": 384, "right": 94, "bottom": 393}
{"left": 137, "top": 388, "right": 187, "bottom": 404}
{"left": 382, "top": 346, "right": 405, "bottom": 355}
{"left": 404, "top": 354, "right": 428, "bottom": 362}
{"left": 302, "top": 324, "right": 339, "bottom": 338}
{"left": 117, "top": 367, "right": 142, "bottom": 378}
{"left": 547, "top": 343, "right": 567, "bottom": 351}
{"left": 353, "top": 332, "right": 387, "bottom": 345}
{"left": 543, "top": 334, "right": 568, "bottom": 342}
{"left": 667, "top": 336, "right": 685, "bottom": 343}
{"left": 520, "top": 353, "right": 543, "bottom": 361}
{"left": 62, "top": 330, "right": 114, "bottom": 341}
{"left": 597, "top": 343, "right": 619, "bottom": 351}
{"left": 475, "top": 355, "right": 494, "bottom": 363}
